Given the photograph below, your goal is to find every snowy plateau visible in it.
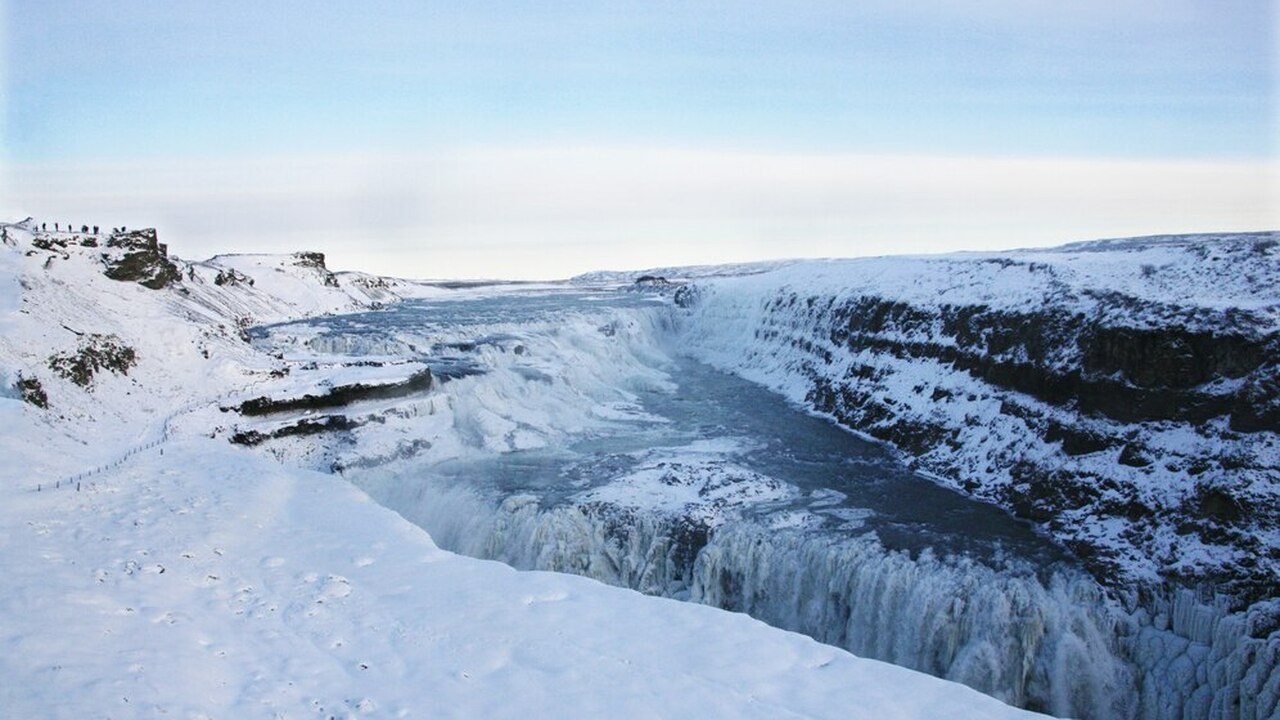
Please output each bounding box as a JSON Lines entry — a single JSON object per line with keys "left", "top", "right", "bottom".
{"left": 1, "top": 218, "right": 1277, "bottom": 720}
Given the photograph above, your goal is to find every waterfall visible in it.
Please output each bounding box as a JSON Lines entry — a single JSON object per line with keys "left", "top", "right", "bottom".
{"left": 353, "top": 471, "right": 1280, "bottom": 719}
{"left": 282, "top": 290, "right": 1277, "bottom": 720}
{"left": 690, "top": 524, "right": 1133, "bottom": 718}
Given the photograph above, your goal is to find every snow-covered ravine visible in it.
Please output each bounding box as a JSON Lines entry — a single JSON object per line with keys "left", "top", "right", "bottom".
{"left": 247, "top": 276, "right": 1278, "bottom": 720}
{"left": 4, "top": 221, "right": 1278, "bottom": 718}
{"left": 1, "top": 221, "right": 1049, "bottom": 719}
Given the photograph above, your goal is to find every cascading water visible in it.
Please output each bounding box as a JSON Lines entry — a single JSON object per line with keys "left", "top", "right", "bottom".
{"left": 255, "top": 287, "right": 1279, "bottom": 720}
{"left": 364, "top": 471, "right": 1137, "bottom": 717}
{"left": 358, "top": 469, "right": 1279, "bottom": 720}
{"left": 692, "top": 525, "right": 1133, "bottom": 716}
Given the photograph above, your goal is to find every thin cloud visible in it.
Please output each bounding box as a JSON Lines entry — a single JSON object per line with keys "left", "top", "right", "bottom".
{"left": 5, "top": 147, "right": 1276, "bottom": 279}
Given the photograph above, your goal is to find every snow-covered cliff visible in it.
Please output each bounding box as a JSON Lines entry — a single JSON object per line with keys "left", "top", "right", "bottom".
{"left": 673, "top": 232, "right": 1280, "bottom": 599}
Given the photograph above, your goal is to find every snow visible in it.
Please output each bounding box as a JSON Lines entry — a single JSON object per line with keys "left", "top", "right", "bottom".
{"left": 0, "top": 221, "right": 1047, "bottom": 719}
{"left": 572, "top": 258, "right": 800, "bottom": 285}
{"left": 573, "top": 441, "right": 799, "bottom": 528}
{"left": 667, "top": 232, "right": 1280, "bottom": 322}
{"left": 1, "top": 437, "right": 1045, "bottom": 719}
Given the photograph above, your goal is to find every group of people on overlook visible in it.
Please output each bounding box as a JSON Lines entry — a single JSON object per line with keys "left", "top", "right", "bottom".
{"left": 35, "top": 221, "right": 127, "bottom": 235}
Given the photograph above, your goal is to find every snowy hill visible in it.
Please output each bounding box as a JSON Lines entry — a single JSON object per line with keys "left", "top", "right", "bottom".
{"left": 0, "top": 219, "right": 1046, "bottom": 719}
{"left": 0, "top": 220, "right": 440, "bottom": 479}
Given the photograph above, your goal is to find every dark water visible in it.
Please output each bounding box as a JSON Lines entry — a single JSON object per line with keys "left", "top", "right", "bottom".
{"left": 427, "top": 353, "right": 1065, "bottom": 567}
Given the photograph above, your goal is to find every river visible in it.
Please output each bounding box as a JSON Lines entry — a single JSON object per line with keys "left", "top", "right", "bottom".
{"left": 251, "top": 286, "right": 1276, "bottom": 720}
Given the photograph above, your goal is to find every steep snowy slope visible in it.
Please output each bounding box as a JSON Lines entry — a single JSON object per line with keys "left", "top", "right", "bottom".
{"left": 0, "top": 219, "right": 1046, "bottom": 719}
{"left": 0, "top": 220, "right": 439, "bottom": 479}
{"left": 673, "top": 232, "right": 1280, "bottom": 597}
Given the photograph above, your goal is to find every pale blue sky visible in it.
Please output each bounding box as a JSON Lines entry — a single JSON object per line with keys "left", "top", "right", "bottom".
{"left": 3, "top": 1, "right": 1277, "bottom": 277}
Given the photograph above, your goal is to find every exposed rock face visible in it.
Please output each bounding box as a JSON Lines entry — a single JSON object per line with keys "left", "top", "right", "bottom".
{"left": 213, "top": 267, "right": 253, "bottom": 287}
{"left": 634, "top": 275, "right": 671, "bottom": 287}
{"left": 673, "top": 284, "right": 701, "bottom": 308}
{"left": 32, "top": 235, "right": 69, "bottom": 253}
{"left": 293, "top": 251, "right": 339, "bottom": 288}
{"left": 17, "top": 375, "right": 48, "bottom": 408}
{"left": 807, "top": 297, "right": 1277, "bottom": 432}
{"left": 793, "top": 296, "right": 1278, "bottom": 597}
{"left": 803, "top": 294, "right": 1274, "bottom": 427}
{"left": 676, "top": 233, "right": 1280, "bottom": 599}
{"left": 229, "top": 414, "right": 364, "bottom": 446}
{"left": 47, "top": 334, "right": 138, "bottom": 388}
{"left": 102, "top": 229, "right": 180, "bottom": 289}
{"left": 230, "top": 369, "right": 433, "bottom": 416}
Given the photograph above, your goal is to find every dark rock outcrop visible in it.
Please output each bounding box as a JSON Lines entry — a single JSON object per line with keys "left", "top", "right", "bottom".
{"left": 805, "top": 294, "right": 1278, "bottom": 432}
{"left": 47, "top": 334, "right": 138, "bottom": 387}
{"left": 16, "top": 375, "right": 47, "bottom": 408}
{"left": 102, "top": 229, "right": 180, "bottom": 289}
{"left": 230, "top": 414, "right": 363, "bottom": 446}
{"left": 1230, "top": 371, "right": 1280, "bottom": 432}
{"left": 231, "top": 369, "right": 433, "bottom": 416}
{"left": 673, "top": 284, "right": 701, "bottom": 308}
{"left": 293, "top": 252, "right": 339, "bottom": 288}
{"left": 32, "top": 235, "right": 69, "bottom": 252}
{"left": 213, "top": 268, "right": 253, "bottom": 287}
{"left": 634, "top": 275, "right": 671, "bottom": 286}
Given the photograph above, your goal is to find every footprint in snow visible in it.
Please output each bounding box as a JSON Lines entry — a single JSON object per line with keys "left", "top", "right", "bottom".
{"left": 315, "top": 575, "right": 352, "bottom": 603}
{"left": 521, "top": 590, "right": 569, "bottom": 605}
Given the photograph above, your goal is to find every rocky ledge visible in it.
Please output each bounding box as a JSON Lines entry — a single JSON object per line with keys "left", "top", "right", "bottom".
{"left": 102, "top": 229, "right": 181, "bottom": 289}
{"left": 229, "top": 369, "right": 434, "bottom": 416}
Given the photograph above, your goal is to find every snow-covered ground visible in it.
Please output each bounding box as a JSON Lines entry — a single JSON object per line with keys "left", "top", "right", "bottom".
{"left": 4, "top": 437, "right": 1048, "bottom": 719}
{"left": 571, "top": 258, "right": 799, "bottom": 285}
{"left": 0, "top": 220, "right": 1047, "bottom": 718}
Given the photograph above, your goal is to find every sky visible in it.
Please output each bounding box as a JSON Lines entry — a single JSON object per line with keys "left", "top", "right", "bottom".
{"left": 2, "top": 1, "right": 1277, "bottom": 278}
